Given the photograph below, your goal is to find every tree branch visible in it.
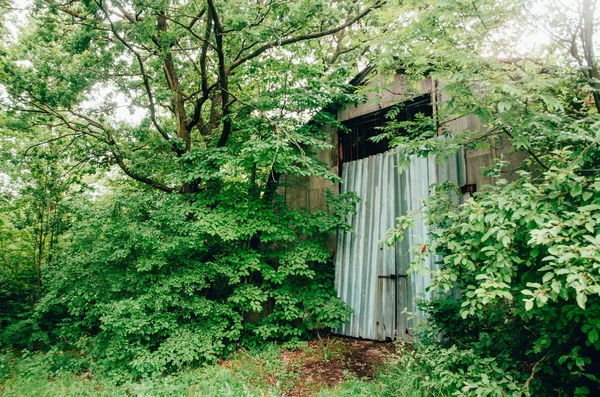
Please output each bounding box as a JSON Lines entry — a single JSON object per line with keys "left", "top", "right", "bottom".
{"left": 225, "top": 0, "right": 386, "bottom": 74}
{"left": 502, "top": 127, "right": 550, "bottom": 171}
{"left": 523, "top": 355, "right": 546, "bottom": 393}
{"left": 187, "top": 11, "right": 215, "bottom": 132}
{"left": 97, "top": 1, "right": 170, "bottom": 141}
{"left": 19, "top": 94, "right": 101, "bottom": 139}
{"left": 187, "top": 8, "right": 206, "bottom": 30}
{"left": 59, "top": 7, "right": 83, "bottom": 19}
{"left": 221, "top": 0, "right": 273, "bottom": 34}
{"left": 156, "top": 11, "right": 190, "bottom": 152}
{"left": 111, "top": 150, "right": 175, "bottom": 193}
{"left": 582, "top": 0, "right": 600, "bottom": 112}
{"left": 24, "top": 133, "right": 85, "bottom": 156}
{"left": 19, "top": 93, "right": 175, "bottom": 193}
{"left": 207, "top": 0, "right": 232, "bottom": 147}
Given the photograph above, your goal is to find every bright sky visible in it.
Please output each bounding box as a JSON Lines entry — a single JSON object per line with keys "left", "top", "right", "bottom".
{"left": 3, "top": 0, "right": 148, "bottom": 125}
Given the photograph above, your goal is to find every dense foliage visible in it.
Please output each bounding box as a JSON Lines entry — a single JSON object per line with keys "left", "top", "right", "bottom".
{"left": 378, "top": 0, "right": 600, "bottom": 395}
{"left": 419, "top": 163, "right": 600, "bottom": 396}
{"left": 0, "top": 0, "right": 380, "bottom": 377}
{"left": 2, "top": 0, "right": 600, "bottom": 394}
{"left": 32, "top": 190, "right": 356, "bottom": 378}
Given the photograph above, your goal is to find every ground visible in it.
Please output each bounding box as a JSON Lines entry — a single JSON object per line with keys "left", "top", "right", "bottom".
{"left": 221, "top": 336, "right": 397, "bottom": 397}
{"left": 0, "top": 335, "right": 400, "bottom": 396}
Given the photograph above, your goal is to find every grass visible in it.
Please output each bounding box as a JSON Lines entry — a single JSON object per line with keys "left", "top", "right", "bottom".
{"left": 0, "top": 339, "right": 431, "bottom": 397}
{"left": 0, "top": 346, "right": 289, "bottom": 397}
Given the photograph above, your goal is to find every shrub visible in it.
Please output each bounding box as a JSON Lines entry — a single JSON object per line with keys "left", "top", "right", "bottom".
{"left": 32, "top": 190, "right": 356, "bottom": 379}
{"left": 412, "top": 154, "right": 600, "bottom": 396}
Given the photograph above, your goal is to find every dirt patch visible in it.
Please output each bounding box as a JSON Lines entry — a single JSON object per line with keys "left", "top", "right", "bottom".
{"left": 279, "top": 336, "right": 396, "bottom": 396}
{"left": 340, "top": 337, "right": 396, "bottom": 379}
{"left": 217, "top": 335, "right": 397, "bottom": 396}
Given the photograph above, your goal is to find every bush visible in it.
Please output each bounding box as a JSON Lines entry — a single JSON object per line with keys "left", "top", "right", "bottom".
{"left": 412, "top": 154, "right": 600, "bottom": 396}
{"left": 32, "top": 190, "right": 356, "bottom": 379}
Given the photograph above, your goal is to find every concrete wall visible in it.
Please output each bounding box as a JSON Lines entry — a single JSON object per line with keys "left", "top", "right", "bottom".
{"left": 338, "top": 74, "right": 435, "bottom": 122}
{"left": 464, "top": 133, "right": 528, "bottom": 191}
{"left": 437, "top": 85, "right": 527, "bottom": 191}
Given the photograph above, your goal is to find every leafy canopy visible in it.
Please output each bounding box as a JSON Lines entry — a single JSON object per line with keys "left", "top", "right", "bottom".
{"left": 375, "top": 0, "right": 600, "bottom": 395}
{"left": 0, "top": 0, "right": 384, "bottom": 377}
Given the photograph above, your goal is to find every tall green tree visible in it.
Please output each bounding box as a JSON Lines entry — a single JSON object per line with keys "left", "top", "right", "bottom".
{"left": 1, "top": 0, "right": 384, "bottom": 195}
{"left": 0, "top": 0, "right": 382, "bottom": 377}
{"left": 0, "top": 124, "right": 77, "bottom": 348}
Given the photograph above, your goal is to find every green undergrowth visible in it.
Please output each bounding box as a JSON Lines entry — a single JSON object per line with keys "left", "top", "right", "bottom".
{"left": 1, "top": 346, "right": 266, "bottom": 396}
{"left": 6, "top": 337, "right": 570, "bottom": 397}
{"left": 0, "top": 339, "right": 437, "bottom": 397}
{"left": 1, "top": 345, "right": 289, "bottom": 397}
{"left": 8, "top": 336, "right": 537, "bottom": 397}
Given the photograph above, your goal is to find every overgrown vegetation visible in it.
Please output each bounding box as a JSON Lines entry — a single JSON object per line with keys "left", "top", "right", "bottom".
{"left": 379, "top": 0, "right": 600, "bottom": 395}
{"left": 0, "top": 0, "right": 374, "bottom": 379}
{"left": 0, "top": 344, "right": 315, "bottom": 396}
{"left": 2, "top": 0, "right": 600, "bottom": 395}
{"left": 35, "top": 190, "right": 358, "bottom": 379}
{"left": 0, "top": 338, "right": 422, "bottom": 397}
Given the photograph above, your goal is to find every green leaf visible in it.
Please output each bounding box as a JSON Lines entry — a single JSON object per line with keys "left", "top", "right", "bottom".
{"left": 558, "top": 355, "right": 568, "bottom": 365}
{"left": 588, "top": 328, "right": 599, "bottom": 344}
{"left": 481, "top": 227, "right": 497, "bottom": 242}
{"left": 576, "top": 293, "right": 587, "bottom": 309}
{"left": 536, "top": 336, "right": 551, "bottom": 349}
{"left": 497, "top": 101, "right": 513, "bottom": 112}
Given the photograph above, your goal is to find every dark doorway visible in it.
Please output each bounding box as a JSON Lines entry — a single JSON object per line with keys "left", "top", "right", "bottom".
{"left": 339, "top": 94, "right": 433, "bottom": 164}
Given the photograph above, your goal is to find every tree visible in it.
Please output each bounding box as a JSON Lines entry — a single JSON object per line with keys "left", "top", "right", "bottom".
{"left": 376, "top": 0, "right": 600, "bottom": 395}
{"left": 0, "top": 123, "right": 76, "bottom": 348}
{"left": 1, "top": 0, "right": 384, "bottom": 195}
{"left": 0, "top": 0, "right": 383, "bottom": 377}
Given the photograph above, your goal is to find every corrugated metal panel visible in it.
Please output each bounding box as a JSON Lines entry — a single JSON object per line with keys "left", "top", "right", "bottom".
{"left": 334, "top": 150, "right": 464, "bottom": 340}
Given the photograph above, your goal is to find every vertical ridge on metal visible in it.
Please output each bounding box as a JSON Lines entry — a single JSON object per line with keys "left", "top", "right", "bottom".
{"left": 334, "top": 150, "right": 463, "bottom": 340}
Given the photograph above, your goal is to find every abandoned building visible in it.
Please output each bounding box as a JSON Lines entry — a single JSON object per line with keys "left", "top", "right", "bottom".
{"left": 281, "top": 70, "right": 525, "bottom": 341}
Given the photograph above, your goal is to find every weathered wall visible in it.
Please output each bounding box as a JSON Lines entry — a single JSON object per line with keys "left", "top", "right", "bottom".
{"left": 281, "top": 74, "right": 437, "bottom": 213}
{"left": 281, "top": 71, "right": 528, "bottom": 236}
{"left": 437, "top": 86, "right": 527, "bottom": 191}
{"left": 280, "top": 71, "right": 528, "bottom": 340}
{"left": 280, "top": 123, "right": 339, "bottom": 212}
{"left": 338, "top": 75, "right": 435, "bottom": 122}
{"left": 336, "top": 73, "right": 527, "bottom": 192}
